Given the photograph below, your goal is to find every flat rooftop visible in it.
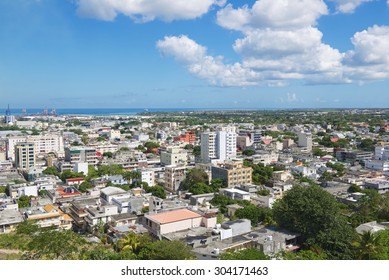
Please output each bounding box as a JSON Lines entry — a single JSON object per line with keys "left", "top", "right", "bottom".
{"left": 147, "top": 209, "right": 202, "bottom": 224}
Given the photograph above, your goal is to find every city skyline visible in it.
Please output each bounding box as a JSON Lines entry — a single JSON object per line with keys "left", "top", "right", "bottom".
{"left": 1, "top": 0, "right": 389, "bottom": 109}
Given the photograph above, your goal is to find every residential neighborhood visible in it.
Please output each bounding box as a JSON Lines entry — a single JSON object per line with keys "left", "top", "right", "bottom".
{"left": 0, "top": 107, "right": 389, "bottom": 260}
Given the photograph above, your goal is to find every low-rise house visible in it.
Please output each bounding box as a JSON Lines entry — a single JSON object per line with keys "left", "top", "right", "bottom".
{"left": 23, "top": 204, "right": 72, "bottom": 229}
{"left": 104, "top": 175, "right": 128, "bottom": 186}
{"left": 100, "top": 187, "right": 127, "bottom": 204}
{"left": 356, "top": 221, "right": 388, "bottom": 235}
{"left": 226, "top": 204, "right": 244, "bottom": 218}
{"left": 68, "top": 198, "right": 100, "bottom": 230}
{"left": 111, "top": 193, "right": 145, "bottom": 214}
{"left": 364, "top": 179, "right": 389, "bottom": 194}
{"left": 0, "top": 209, "right": 23, "bottom": 234}
{"left": 220, "top": 188, "right": 250, "bottom": 201}
{"left": 144, "top": 208, "right": 216, "bottom": 237}
{"left": 84, "top": 204, "right": 119, "bottom": 233}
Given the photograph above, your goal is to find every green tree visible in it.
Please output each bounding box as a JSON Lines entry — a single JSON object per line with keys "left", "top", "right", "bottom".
{"left": 273, "top": 185, "right": 357, "bottom": 259}
{"left": 282, "top": 246, "right": 327, "bottom": 260}
{"left": 312, "top": 147, "right": 326, "bottom": 157}
{"left": 144, "top": 141, "right": 160, "bottom": 152}
{"left": 193, "top": 146, "right": 201, "bottom": 157}
{"left": 103, "top": 152, "right": 113, "bottom": 158}
{"left": 210, "top": 194, "right": 237, "bottom": 214}
{"left": 257, "top": 189, "right": 271, "bottom": 196}
{"left": 353, "top": 231, "right": 386, "bottom": 260}
{"left": 220, "top": 248, "right": 269, "bottom": 260}
{"left": 348, "top": 184, "right": 362, "bottom": 193}
{"left": 42, "top": 166, "right": 59, "bottom": 177}
{"left": 16, "top": 221, "right": 39, "bottom": 235}
{"left": 60, "top": 170, "right": 85, "bottom": 182}
{"left": 17, "top": 196, "right": 31, "bottom": 208}
{"left": 79, "top": 181, "right": 94, "bottom": 193}
{"left": 143, "top": 185, "right": 166, "bottom": 199}
{"left": 24, "top": 229, "right": 87, "bottom": 260}
{"left": 242, "top": 149, "right": 255, "bottom": 156}
{"left": 180, "top": 168, "right": 208, "bottom": 191}
{"left": 0, "top": 186, "right": 6, "bottom": 193}
{"left": 117, "top": 232, "right": 141, "bottom": 253}
{"left": 139, "top": 240, "right": 194, "bottom": 260}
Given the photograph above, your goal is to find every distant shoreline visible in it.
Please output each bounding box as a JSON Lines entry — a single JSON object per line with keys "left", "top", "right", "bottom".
{"left": 5, "top": 107, "right": 389, "bottom": 116}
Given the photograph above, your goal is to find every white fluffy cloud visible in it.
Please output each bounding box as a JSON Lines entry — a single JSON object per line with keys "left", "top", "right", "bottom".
{"left": 155, "top": 0, "right": 388, "bottom": 86}
{"left": 75, "top": 0, "right": 226, "bottom": 22}
{"left": 329, "top": 0, "right": 372, "bottom": 14}
{"left": 157, "top": 35, "right": 258, "bottom": 86}
{"left": 344, "top": 25, "right": 389, "bottom": 80}
{"left": 216, "top": 0, "right": 328, "bottom": 31}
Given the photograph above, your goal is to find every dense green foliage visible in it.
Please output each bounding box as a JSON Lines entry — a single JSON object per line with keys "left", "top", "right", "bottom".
{"left": 180, "top": 168, "right": 209, "bottom": 191}
{"left": 143, "top": 185, "right": 166, "bottom": 199}
{"left": 235, "top": 204, "right": 274, "bottom": 226}
{"left": 273, "top": 185, "right": 358, "bottom": 259}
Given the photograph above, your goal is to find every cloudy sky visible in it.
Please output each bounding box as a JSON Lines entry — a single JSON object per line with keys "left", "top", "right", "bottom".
{"left": 1, "top": 0, "right": 389, "bottom": 109}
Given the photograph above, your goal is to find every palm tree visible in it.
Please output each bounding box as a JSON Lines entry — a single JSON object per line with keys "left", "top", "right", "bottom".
{"left": 353, "top": 231, "right": 382, "bottom": 260}
{"left": 117, "top": 232, "right": 141, "bottom": 253}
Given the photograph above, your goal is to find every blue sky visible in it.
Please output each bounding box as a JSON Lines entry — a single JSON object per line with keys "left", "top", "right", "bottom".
{"left": 1, "top": 0, "right": 389, "bottom": 109}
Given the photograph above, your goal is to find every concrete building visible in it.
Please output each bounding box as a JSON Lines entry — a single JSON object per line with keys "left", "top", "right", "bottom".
{"left": 0, "top": 209, "right": 23, "bottom": 234}
{"left": 24, "top": 204, "right": 72, "bottom": 230}
{"left": 364, "top": 179, "right": 389, "bottom": 194}
{"left": 164, "top": 165, "right": 187, "bottom": 193}
{"left": 160, "top": 147, "right": 187, "bottom": 166}
{"left": 200, "top": 127, "right": 237, "bottom": 163}
{"left": 298, "top": 133, "right": 312, "bottom": 152}
{"left": 365, "top": 160, "right": 389, "bottom": 172}
{"left": 109, "top": 129, "right": 121, "bottom": 140}
{"left": 84, "top": 204, "right": 119, "bottom": 233}
{"left": 6, "top": 134, "right": 64, "bottom": 160}
{"left": 65, "top": 147, "right": 97, "bottom": 165}
{"left": 250, "top": 151, "right": 279, "bottom": 165}
{"left": 375, "top": 145, "right": 389, "bottom": 160}
{"left": 174, "top": 131, "right": 196, "bottom": 144}
{"left": 138, "top": 168, "right": 155, "bottom": 186}
{"left": 236, "top": 135, "right": 252, "bottom": 150}
{"left": 144, "top": 208, "right": 216, "bottom": 237}
{"left": 111, "top": 194, "right": 144, "bottom": 214}
{"left": 15, "top": 142, "right": 35, "bottom": 169}
{"left": 74, "top": 162, "right": 89, "bottom": 175}
{"left": 211, "top": 160, "right": 252, "bottom": 188}
{"left": 220, "top": 188, "right": 251, "bottom": 201}
{"left": 336, "top": 150, "right": 372, "bottom": 164}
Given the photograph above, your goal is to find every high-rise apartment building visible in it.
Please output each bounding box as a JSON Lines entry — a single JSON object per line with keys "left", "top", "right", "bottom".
{"left": 7, "top": 134, "right": 64, "bottom": 160}
{"left": 200, "top": 127, "right": 236, "bottom": 163}
{"left": 298, "top": 133, "right": 312, "bottom": 152}
{"left": 15, "top": 142, "right": 35, "bottom": 169}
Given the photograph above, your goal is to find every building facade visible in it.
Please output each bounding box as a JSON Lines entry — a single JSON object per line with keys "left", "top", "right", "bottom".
{"left": 15, "top": 142, "right": 35, "bottom": 169}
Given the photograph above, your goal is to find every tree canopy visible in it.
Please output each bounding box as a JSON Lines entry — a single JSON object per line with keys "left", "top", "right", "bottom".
{"left": 273, "top": 185, "right": 358, "bottom": 259}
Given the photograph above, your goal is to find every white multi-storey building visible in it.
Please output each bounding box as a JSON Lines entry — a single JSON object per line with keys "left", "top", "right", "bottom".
{"left": 200, "top": 127, "right": 236, "bottom": 163}
{"left": 7, "top": 134, "right": 64, "bottom": 160}
{"left": 298, "top": 133, "right": 312, "bottom": 152}
{"left": 375, "top": 145, "right": 389, "bottom": 160}
{"left": 160, "top": 147, "right": 187, "bottom": 166}
{"left": 138, "top": 168, "right": 155, "bottom": 187}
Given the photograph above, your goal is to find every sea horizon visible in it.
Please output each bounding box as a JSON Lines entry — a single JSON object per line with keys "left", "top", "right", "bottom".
{"left": 3, "top": 107, "right": 389, "bottom": 117}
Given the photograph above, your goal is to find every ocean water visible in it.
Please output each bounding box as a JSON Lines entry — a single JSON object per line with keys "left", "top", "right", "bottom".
{"left": 7, "top": 108, "right": 207, "bottom": 116}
